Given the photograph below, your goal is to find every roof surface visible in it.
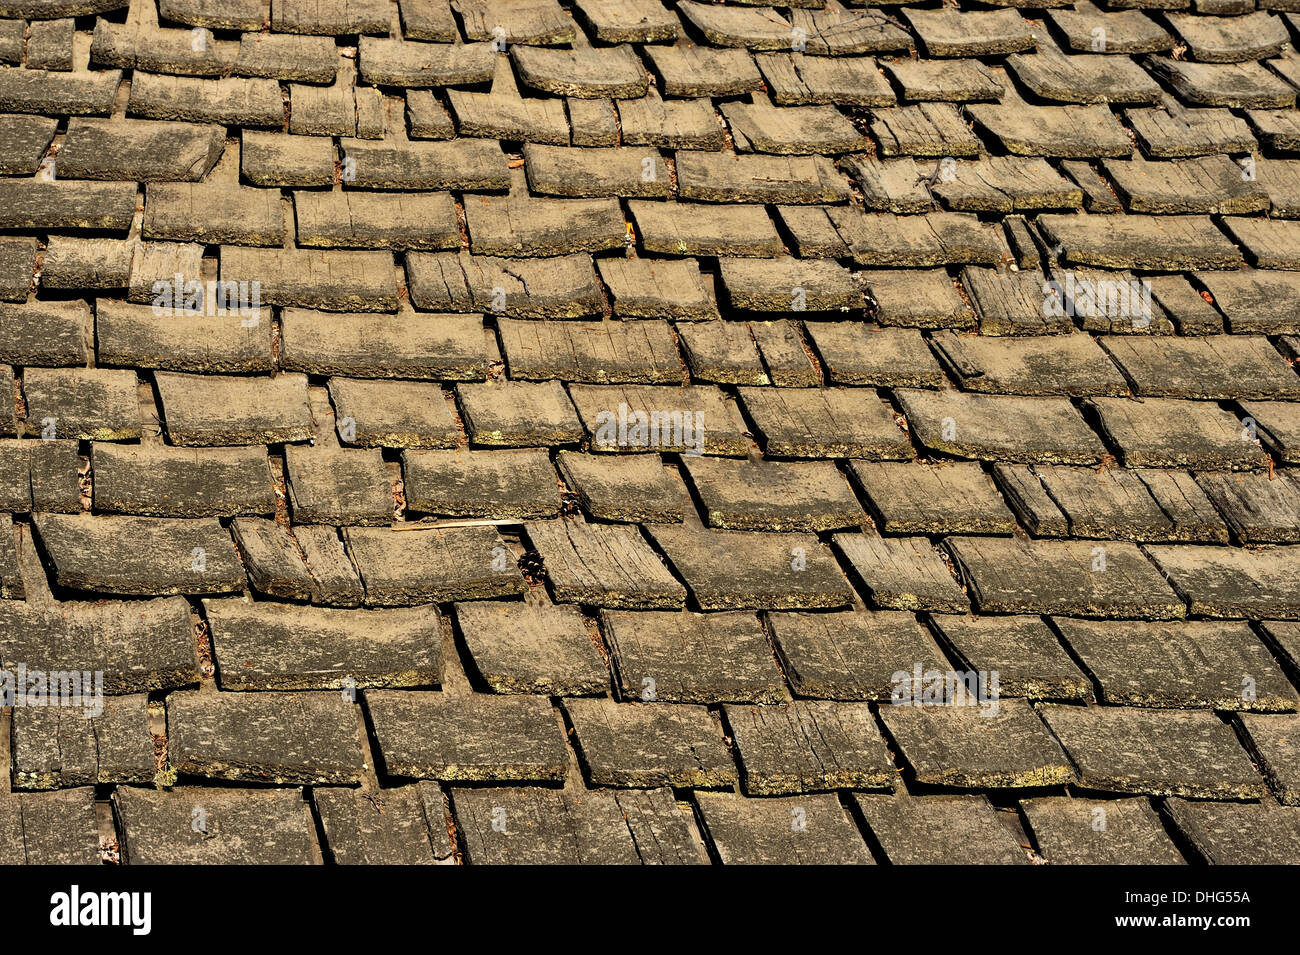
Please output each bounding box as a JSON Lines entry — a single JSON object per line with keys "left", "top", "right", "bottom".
{"left": 1, "top": 0, "right": 1300, "bottom": 866}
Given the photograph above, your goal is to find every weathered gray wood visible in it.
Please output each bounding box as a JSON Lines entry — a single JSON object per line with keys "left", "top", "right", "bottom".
{"left": 721, "top": 101, "right": 869, "bottom": 155}
{"left": 368, "top": 691, "right": 568, "bottom": 782}
{"left": 905, "top": 7, "right": 1035, "bottom": 56}
{"left": 316, "top": 785, "right": 448, "bottom": 865}
{"left": 650, "top": 524, "right": 854, "bottom": 610}
{"left": 697, "top": 792, "right": 875, "bottom": 864}
{"left": 932, "top": 614, "right": 1092, "bottom": 701}
{"left": 93, "top": 443, "right": 276, "bottom": 518}
{"left": 1007, "top": 45, "right": 1162, "bottom": 104}
{"left": 1146, "top": 543, "right": 1300, "bottom": 618}
{"left": 757, "top": 53, "right": 896, "bottom": 106}
{"left": 880, "top": 700, "right": 1074, "bottom": 789}
{"left": 555, "top": 451, "right": 685, "bottom": 524}
{"left": 22, "top": 367, "right": 139, "bottom": 441}
{"left": 0, "top": 597, "right": 200, "bottom": 693}
{"left": 740, "top": 386, "right": 911, "bottom": 459}
{"left": 602, "top": 609, "right": 784, "bottom": 703}
{"left": 969, "top": 102, "right": 1131, "bottom": 157}
{"left": 1196, "top": 470, "right": 1300, "bottom": 542}
{"left": 852, "top": 461, "right": 1015, "bottom": 535}
{"left": 1038, "top": 214, "right": 1241, "bottom": 270}
{"left": 12, "top": 694, "right": 154, "bottom": 789}
{"left": 803, "top": 324, "right": 945, "bottom": 388}
{"left": 453, "top": 785, "right": 704, "bottom": 864}
{"left": 1148, "top": 56, "right": 1294, "bottom": 108}
{"left": 168, "top": 689, "right": 367, "bottom": 785}
{"left": 344, "top": 524, "right": 527, "bottom": 605}
{"left": 1021, "top": 797, "right": 1184, "bottom": 864}
{"left": 1102, "top": 155, "right": 1268, "bottom": 213}
{"left": 565, "top": 697, "right": 737, "bottom": 788}
{"left": 643, "top": 45, "right": 762, "bottom": 97}
{"left": 115, "top": 786, "right": 319, "bottom": 864}
{"left": 402, "top": 448, "right": 560, "bottom": 520}
{"left": 497, "top": 319, "right": 682, "bottom": 384}
{"left": 205, "top": 599, "right": 443, "bottom": 691}
{"left": 1165, "top": 799, "right": 1300, "bottom": 864}
{"left": 1056, "top": 617, "right": 1298, "bottom": 709}
{"left": 725, "top": 701, "right": 895, "bottom": 794}
{"left": 328, "top": 378, "right": 460, "bottom": 449}
{"left": 769, "top": 609, "right": 951, "bottom": 700}
{"left": 36, "top": 513, "right": 246, "bottom": 596}
{"left": 527, "top": 518, "right": 685, "bottom": 609}
{"left": 896, "top": 388, "right": 1107, "bottom": 464}
{"left": 1039, "top": 703, "right": 1267, "bottom": 798}
{"left": 1030, "top": 464, "right": 1175, "bottom": 540}
{"left": 834, "top": 532, "right": 969, "bottom": 612}
{"left": 455, "top": 600, "right": 609, "bottom": 696}
{"left": 156, "top": 372, "right": 313, "bottom": 445}
{"left": 946, "top": 535, "right": 1186, "bottom": 618}
{"left": 569, "top": 384, "right": 751, "bottom": 457}
{"left": 685, "top": 457, "right": 865, "bottom": 531}
{"left": 0, "top": 788, "right": 101, "bottom": 865}
{"left": 856, "top": 794, "right": 1029, "bottom": 864}
{"left": 858, "top": 269, "right": 975, "bottom": 328}
{"left": 869, "top": 103, "right": 981, "bottom": 157}
{"left": 1087, "top": 396, "right": 1270, "bottom": 470}
{"left": 1240, "top": 713, "right": 1300, "bottom": 805}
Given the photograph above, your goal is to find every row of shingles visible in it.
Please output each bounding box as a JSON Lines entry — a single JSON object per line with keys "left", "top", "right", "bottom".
{"left": 21, "top": 650, "right": 1297, "bottom": 867}
{"left": 2, "top": 0, "right": 1300, "bottom": 197}
{"left": 9, "top": 769, "right": 1298, "bottom": 863}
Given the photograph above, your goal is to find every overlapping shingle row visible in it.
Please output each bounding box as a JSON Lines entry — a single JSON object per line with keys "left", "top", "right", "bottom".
{"left": 2, "top": 0, "right": 1300, "bottom": 865}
